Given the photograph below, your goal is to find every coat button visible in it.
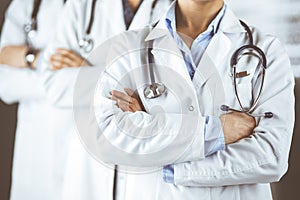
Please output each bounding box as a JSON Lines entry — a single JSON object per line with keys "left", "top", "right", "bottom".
{"left": 189, "top": 106, "right": 194, "bottom": 111}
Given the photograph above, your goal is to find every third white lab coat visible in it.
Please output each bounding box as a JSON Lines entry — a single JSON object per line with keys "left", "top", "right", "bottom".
{"left": 39, "top": 0, "right": 171, "bottom": 199}
{"left": 82, "top": 6, "right": 295, "bottom": 200}
{"left": 0, "top": 0, "right": 66, "bottom": 199}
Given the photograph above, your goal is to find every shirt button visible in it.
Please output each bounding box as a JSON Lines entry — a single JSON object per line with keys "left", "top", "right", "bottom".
{"left": 189, "top": 106, "right": 194, "bottom": 111}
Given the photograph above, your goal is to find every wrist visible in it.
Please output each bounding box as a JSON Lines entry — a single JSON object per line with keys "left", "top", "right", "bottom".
{"left": 25, "top": 47, "right": 38, "bottom": 69}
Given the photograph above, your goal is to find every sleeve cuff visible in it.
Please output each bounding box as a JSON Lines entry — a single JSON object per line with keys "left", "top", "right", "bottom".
{"left": 163, "top": 165, "right": 175, "bottom": 184}
{"left": 204, "top": 116, "right": 225, "bottom": 156}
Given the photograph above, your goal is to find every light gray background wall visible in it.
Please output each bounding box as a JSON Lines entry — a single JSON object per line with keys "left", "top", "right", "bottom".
{"left": 0, "top": 0, "right": 299, "bottom": 200}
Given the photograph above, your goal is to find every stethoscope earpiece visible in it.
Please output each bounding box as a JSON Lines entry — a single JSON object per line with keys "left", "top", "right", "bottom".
{"left": 262, "top": 112, "right": 273, "bottom": 118}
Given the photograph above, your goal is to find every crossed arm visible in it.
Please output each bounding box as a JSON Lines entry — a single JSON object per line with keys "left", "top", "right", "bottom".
{"left": 0, "top": 45, "right": 40, "bottom": 68}
{"left": 110, "top": 88, "right": 256, "bottom": 145}
{"left": 109, "top": 47, "right": 294, "bottom": 186}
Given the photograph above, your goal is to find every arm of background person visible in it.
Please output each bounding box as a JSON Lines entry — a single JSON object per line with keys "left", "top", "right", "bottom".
{"left": 0, "top": 0, "right": 26, "bottom": 48}
{"left": 0, "top": 64, "right": 45, "bottom": 104}
{"left": 38, "top": 0, "right": 93, "bottom": 108}
{"left": 0, "top": 0, "right": 41, "bottom": 68}
{"left": 0, "top": 0, "right": 45, "bottom": 103}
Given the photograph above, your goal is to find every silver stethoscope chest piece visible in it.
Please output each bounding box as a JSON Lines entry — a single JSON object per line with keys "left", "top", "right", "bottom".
{"left": 144, "top": 83, "right": 166, "bottom": 99}
{"left": 79, "top": 37, "right": 94, "bottom": 53}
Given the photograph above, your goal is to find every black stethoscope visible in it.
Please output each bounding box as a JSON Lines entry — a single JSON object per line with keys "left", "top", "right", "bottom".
{"left": 23, "top": 0, "right": 67, "bottom": 45}
{"left": 79, "top": 0, "right": 97, "bottom": 53}
{"left": 143, "top": 38, "right": 167, "bottom": 99}
{"left": 23, "top": 0, "right": 42, "bottom": 46}
{"left": 221, "top": 20, "right": 273, "bottom": 118}
{"left": 144, "top": 20, "right": 273, "bottom": 118}
{"left": 79, "top": 0, "right": 161, "bottom": 53}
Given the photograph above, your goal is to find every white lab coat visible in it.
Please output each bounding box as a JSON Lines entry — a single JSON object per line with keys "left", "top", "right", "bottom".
{"left": 83, "top": 6, "right": 295, "bottom": 200}
{"left": 39, "top": 0, "right": 171, "bottom": 199}
{"left": 0, "top": 0, "right": 66, "bottom": 200}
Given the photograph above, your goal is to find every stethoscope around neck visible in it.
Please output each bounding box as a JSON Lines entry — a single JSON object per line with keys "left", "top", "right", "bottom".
{"left": 221, "top": 20, "right": 273, "bottom": 118}
{"left": 143, "top": 20, "right": 273, "bottom": 118}
{"left": 143, "top": 26, "right": 167, "bottom": 99}
{"left": 24, "top": 0, "right": 68, "bottom": 45}
{"left": 23, "top": 0, "right": 43, "bottom": 45}
{"left": 79, "top": 0, "right": 161, "bottom": 53}
{"left": 23, "top": 0, "right": 94, "bottom": 52}
{"left": 79, "top": 0, "right": 97, "bottom": 53}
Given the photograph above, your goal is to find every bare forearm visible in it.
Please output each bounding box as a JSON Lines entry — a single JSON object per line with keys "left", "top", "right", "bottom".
{"left": 0, "top": 45, "right": 40, "bottom": 69}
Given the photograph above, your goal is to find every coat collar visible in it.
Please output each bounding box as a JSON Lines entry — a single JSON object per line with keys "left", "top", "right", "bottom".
{"left": 145, "top": 5, "right": 246, "bottom": 42}
{"left": 143, "top": 4, "right": 247, "bottom": 111}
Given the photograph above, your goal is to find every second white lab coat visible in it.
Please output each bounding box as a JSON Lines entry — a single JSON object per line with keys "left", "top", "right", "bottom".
{"left": 39, "top": 0, "right": 171, "bottom": 199}
{"left": 80, "top": 6, "right": 295, "bottom": 200}
{"left": 0, "top": 0, "right": 66, "bottom": 200}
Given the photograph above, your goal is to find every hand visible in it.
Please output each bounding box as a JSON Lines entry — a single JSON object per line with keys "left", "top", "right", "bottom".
{"left": 50, "top": 48, "right": 91, "bottom": 70}
{"left": 0, "top": 45, "right": 40, "bottom": 68}
{"left": 220, "top": 111, "right": 256, "bottom": 144}
{"left": 110, "top": 88, "right": 145, "bottom": 112}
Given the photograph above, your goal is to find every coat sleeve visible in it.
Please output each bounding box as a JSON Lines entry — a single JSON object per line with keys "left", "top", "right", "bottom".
{"left": 171, "top": 38, "right": 295, "bottom": 186}
{"left": 0, "top": 65, "right": 45, "bottom": 103}
{"left": 38, "top": 0, "right": 85, "bottom": 107}
{"left": 0, "top": 0, "right": 45, "bottom": 103}
{"left": 0, "top": 0, "right": 27, "bottom": 47}
{"left": 75, "top": 33, "right": 207, "bottom": 168}
{"left": 38, "top": 0, "right": 80, "bottom": 71}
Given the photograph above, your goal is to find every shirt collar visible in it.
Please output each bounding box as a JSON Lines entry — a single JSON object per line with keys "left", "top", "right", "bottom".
{"left": 165, "top": 2, "right": 227, "bottom": 37}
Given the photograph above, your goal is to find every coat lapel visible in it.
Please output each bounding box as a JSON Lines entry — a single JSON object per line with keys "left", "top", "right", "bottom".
{"left": 129, "top": 0, "right": 152, "bottom": 30}
{"left": 144, "top": 20, "right": 194, "bottom": 88}
{"left": 195, "top": 8, "right": 246, "bottom": 87}
{"left": 141, "top": 7, "right": 247, "bottom": 115}
{"left": 101, "top": 0, "right": 126, "bottom": 31}
{"left": 192, "top": 32, "right": 232, "bottom": 115}
{"left": 195, "top": 32, "right": 232, "bottom": 87}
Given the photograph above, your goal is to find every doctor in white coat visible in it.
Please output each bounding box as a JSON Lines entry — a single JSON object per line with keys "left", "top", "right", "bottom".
{"left": 83, "top": 0, "right": 295, "bottom": 199}
{"left": 39, "top": 0, "right": 172, "bottom": 199}
{"left": 0, "top": 0, "right": 67, "bottom": 199}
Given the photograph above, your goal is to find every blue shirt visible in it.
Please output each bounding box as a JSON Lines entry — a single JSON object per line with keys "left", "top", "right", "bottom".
{"left": 163, "top": 2, "right": 226, "bottom": 184}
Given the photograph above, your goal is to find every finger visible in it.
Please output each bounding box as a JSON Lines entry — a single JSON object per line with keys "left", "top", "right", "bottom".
{"left": 56, "top": 48, "right": 85, "bottom": 64}
{"left": 111, "top": 90, "right": 132, "bottom": 103}
{"left": 116, "top": 99, "right": 132, "bottom": 112}
{"left": 124, "top": 87, "right": 140, "bottom": 99}
{"left": 56, "top": 48, "right": 78, "bottom": 58}
{"left": 50, "top": 54, "right": 75, "bottom": 67}
{"left": 128, "top": 102, "right": 142, "bottom": 112}
{"left": 124, "top": 88, "right": 146, "bottom": 111}
{"left": 110, "top": 92, "right": 126, "bottom": 102}
{"left": 50, "top": 60, "right": 69, "bottom": 71}
{"left": 124, "top": 88, "right": 135, "bottom": 96}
